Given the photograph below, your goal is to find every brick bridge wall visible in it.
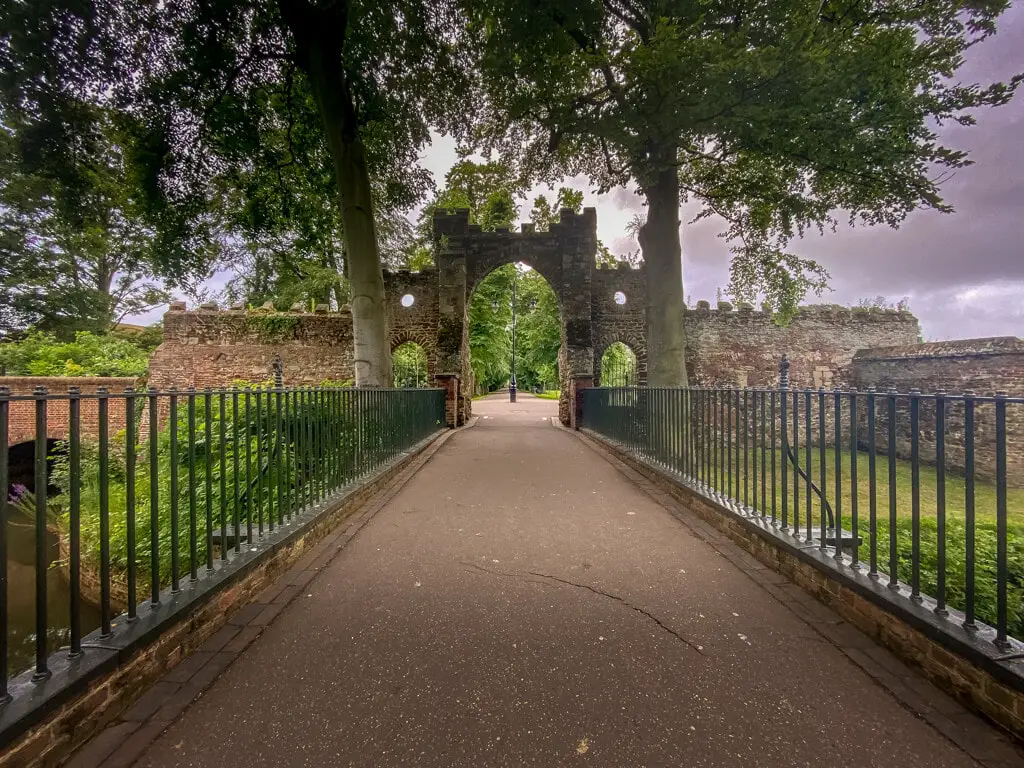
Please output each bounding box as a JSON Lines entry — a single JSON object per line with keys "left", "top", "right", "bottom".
{"left": 1, "top": 377, "right": 139, "bottom": 446}
{"left": 849, "top": 337, "right": 1024, "bottom": 482}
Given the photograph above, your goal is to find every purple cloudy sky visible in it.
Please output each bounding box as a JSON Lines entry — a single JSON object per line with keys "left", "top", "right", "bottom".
{"left": 424, "top": 5, "right": 1024, "bottom": 342}
{"left": 143, "top": 6, "right": 1024, "bottom": 342}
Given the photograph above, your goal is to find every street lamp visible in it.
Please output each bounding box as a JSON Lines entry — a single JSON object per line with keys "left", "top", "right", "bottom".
{"left": 509, "top": 268, "right": 517, "bottom": 403}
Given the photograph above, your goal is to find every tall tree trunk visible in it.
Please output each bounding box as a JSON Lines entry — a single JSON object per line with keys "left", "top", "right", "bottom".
{"left": 94, "top": 255, "right": 116, "bottom": 333}
{"left": 279, "top": 0, "right": 392, "bottom": 387}
{"left": 639, "top": 165, "right": 688, "bottom": 386}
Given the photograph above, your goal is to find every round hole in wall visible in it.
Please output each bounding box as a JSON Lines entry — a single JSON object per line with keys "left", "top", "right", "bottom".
{"left": 613, "top": 291, "right": 627, "bottom": 305}
{"left": 400, "top": 294, "right": 415, "bottom": 308}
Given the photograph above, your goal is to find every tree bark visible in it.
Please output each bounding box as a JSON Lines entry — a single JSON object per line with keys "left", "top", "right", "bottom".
{"left": 638, "top": 165, "right": 688, "bottom": 386}
{"left": 278, "top": 0, "right": 392, "bottom": 387}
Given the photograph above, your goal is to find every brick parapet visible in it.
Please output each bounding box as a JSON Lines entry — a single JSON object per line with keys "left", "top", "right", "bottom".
{"left": 1, "top": 377, "right": 139, "bottom": 446}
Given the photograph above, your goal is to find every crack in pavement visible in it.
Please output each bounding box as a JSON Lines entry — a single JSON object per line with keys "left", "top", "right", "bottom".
{"left": 460, "top": 561, "right": 706, "bottom": 656}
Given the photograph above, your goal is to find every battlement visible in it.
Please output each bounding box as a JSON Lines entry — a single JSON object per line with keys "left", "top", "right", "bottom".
{"left": 162, "top": 303, "right": 351, "bottom": 347}
{"left": 431, "top": 207, "right": 598, "bottom": 239}
{"left": 686, "top": 301, "right": 918, "bottom": 325}
{"left": 854, "top": 336, "right": 1024, "bottom": 362}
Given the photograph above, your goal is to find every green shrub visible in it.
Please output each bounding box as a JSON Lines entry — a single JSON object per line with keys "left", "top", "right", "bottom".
{"left": 49, "top": 387, "right": 364, "bottom": 591}
{"left": 0, "top": 330, "right": 151, "bottom": 377}
{"left": 871, "top": 517, "right": 1024, "bottom": 638}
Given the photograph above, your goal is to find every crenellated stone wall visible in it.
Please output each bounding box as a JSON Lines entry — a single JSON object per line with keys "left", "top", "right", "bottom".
{"left": 592, "top": 263, "right": 647, "bottom": 385}
{"left": 849, "top": 337, "right": 1024, "bottom": 482}
{"left": 386, "top": 268, "right": 441, "bottom": 380}
{"left": 147, "top": 305, "right": 355, "bottom": 390}
{"left": 683, "top": 302, "right": 921, "bottom": 388}
{"left": 432, "top": 207, "right": 604, "bottom": 426}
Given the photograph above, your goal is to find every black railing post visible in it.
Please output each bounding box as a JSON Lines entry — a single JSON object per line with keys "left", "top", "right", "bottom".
{"left": 33, "top": 386, "right": 51, "bottom": 679}
{"left": 780, "top": 357, "right": 789, "bottom": 532}
{"left": 125, "top": 386, "right": 138, "bottom": 618}
{"left": 995, "top": 391, "right": 1009, "bottom": 649}
{"left": 68, "top": 387, "right": 82, "bottom": 652}
{"left": 0, "top": 386, "right": 10, "bottom": 698}
{"left": 935, "top": 390, "right": 947, "bottom": 615}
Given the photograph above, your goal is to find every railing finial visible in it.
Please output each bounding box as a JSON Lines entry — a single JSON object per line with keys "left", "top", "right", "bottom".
{"left": 779, "top": 354, "right": 790, "bottom": 390}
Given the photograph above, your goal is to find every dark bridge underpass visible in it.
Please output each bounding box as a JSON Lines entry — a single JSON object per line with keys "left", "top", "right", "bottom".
{"left": 74, "top": 394, "right": 1022, "bottom": 768}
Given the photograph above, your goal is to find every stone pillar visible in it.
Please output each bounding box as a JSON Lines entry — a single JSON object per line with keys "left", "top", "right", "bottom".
{"left": 434, "top": 374, "right": 460, "bottom": 428}
{"left": 433, "top": 209, "right": 471, "bottom": 427}
{"left": 554, "top": 208, "right": 597, "bottom": 427}
{"left": 571, "top": 375, "right": 594, "bottom": 430}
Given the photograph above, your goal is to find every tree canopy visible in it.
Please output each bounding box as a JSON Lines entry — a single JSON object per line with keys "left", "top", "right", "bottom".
{"left": 0, "top": 0, "right": 474, "bottom": 385}
{"left": 469, "top": 0, "right": 1021, "bottom": 384}
{"left": 0, "top": 109, "right": 171, "bottom": 337}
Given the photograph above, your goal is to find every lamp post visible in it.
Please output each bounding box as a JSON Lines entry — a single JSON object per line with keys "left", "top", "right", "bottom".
{"left": 509, "top": 268, "right": 517, "bottom": 403}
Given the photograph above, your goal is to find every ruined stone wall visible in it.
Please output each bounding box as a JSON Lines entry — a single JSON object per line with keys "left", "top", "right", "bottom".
{"left": 684, "top": 303, "right": 921, "bottom": 388}
{"left": 432, "top": 207, "right": 602, "bottom": 426}
{"left": 385, "top": 269, "right": 441, "bottom": 379}
{"left": 592, "top": 263, "right": 647, "bottom": 385}
{"left": 147, "top": 305, "right": 354, "bottom": 390}
{"left": 849, "top": 337, "right": 1024, "bottom": 482}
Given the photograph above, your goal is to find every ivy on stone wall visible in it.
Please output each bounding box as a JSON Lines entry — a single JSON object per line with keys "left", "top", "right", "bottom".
{"left": 244, "top": 315, "right": 301, "bottom": 342}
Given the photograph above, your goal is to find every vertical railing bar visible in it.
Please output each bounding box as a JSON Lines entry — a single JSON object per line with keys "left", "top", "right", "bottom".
{"left": 125, "top": 387, "right": 137, "bottom": 617}
{"left": 219, "top": 391, "right": 227, "bottom": 558}
{"left": 726, "top": 387, "right": 733, "bottom": 502}
{"left": 771, "top": 389, "right": 777, "bottom": 526}
{"left": 910, "top": 389, "right": 921, "bottom": 599}
{"left": 867, "top": 388, "right": 878, "bottom": 578}
{"left": 834, "top": 388, "right": 842, "bottom": 562}
{"left": 849, "top": 390, "right": 859, "bottom": 569}
{"left": 887, "top": 388, "right": 899, "bottom": 591}
{"left": 792, "top": 389, "right": 799, "bottom": 534}
{"left": 819, "top": 388, "right": 827, "bottom": 552}
{"left": 148, "top": 388, "right": 160, "bottom": 605}
{"left": 68, "top": 387, "right": 82, "bottom": 655}
{"left": 204, "top": 390, "right": 214, "bottom": 571}
{"left": 964, "top": 391, "right": 976, "bottom": 629}
{"left": 232, "top": 389, "right": 240, "bottom": 553}
{"left": 169, "top": 388, "right": 180, "bottom": 592}
{"left": 245, "top": 388, "right": 253, "bottom": 548}
{"left": 33, "top": 387, "right": 52, "bottom": 677}
{"left": 98, "top": 387, "right": 111, "bottom": 636}
{"left": 0, "top": 388, "right": 10, "bottom": 694}
{"left": 761, "top": 389, "right": 768, "bottom": 518}
{"left": 187, "top": 388, "right": 198, "bottom": 582}
{"left": 935, "top": 390, "right": 947, "bottom": 615}
{"left": 995, "top": 391, "right": 1009, "bottom": 648}
{"left": 804, "top": 389, "right": 811, "bottom": 542}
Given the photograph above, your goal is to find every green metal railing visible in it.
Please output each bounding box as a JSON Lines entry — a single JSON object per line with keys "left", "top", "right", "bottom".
{"left": 582, "top": 380, "right": 1024, "bottom": 650}
{"left": 0, "top": 385, "right": 445, "bottom": 695}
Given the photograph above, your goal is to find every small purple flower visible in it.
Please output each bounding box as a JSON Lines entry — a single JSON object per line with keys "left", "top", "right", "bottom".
{"left": 7, "top": 483, "right": 28, "bottom": 504}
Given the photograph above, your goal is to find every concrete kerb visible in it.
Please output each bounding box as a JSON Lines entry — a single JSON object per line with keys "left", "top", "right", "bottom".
{"left": 1, "top": 422, "right": 468, "bottom": 768}
{"left": 556, "top": 419, "right": 1024, "bottom": 752}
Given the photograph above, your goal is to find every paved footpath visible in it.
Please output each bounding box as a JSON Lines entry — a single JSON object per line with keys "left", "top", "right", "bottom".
{"left": 129, "top": 394, "right": 1022, "bottom": 768}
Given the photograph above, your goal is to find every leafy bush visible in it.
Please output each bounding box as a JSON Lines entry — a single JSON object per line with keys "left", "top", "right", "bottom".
{"left": 0, "top": 330, "right": 151, "bottom": 377}
{"left": 873, "top": 517, "right": 1024, "bottom": 639}
{"left": 49, "top": 387, "right": 364, "bottom": 591}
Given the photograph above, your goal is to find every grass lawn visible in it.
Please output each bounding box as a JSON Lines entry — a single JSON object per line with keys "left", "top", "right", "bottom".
{"left": 687, "top": 444, "right": 1024, "bottom": 528}
{"left": 535, "top": 390, "right": 561, "bottom": 400}
{"left": 631, "top": 436, "right": 1024, "bottom": 637}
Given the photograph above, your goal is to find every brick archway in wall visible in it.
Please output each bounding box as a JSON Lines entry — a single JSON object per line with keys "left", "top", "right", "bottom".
{"left": 384, "top": 208, "right": 648, "bottom": 428}
{"left": 594, "top": 334, "right": 647, "bottom": 387}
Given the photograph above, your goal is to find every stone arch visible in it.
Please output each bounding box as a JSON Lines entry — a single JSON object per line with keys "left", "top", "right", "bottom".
{"left": 388, "top": 331, "right": 437, "bottom": 386}
{"left": 432, "top": 207, "right": 604, "bottom": 428}
{"left": 595, "top": 335, "right": 647, "bottom": 387}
